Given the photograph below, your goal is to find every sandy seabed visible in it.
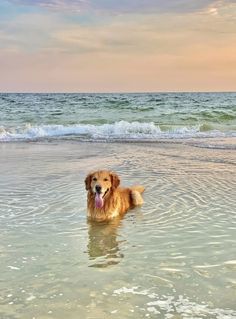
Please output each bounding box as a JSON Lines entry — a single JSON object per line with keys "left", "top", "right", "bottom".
{"left": 0, "top": 138, "right": 236, "bottom": 319}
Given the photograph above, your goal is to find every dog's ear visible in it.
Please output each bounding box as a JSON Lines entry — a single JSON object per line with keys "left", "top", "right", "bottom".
{"left": 85, "top": 173, "right": 93, "bottom": 191}
{"left": 110, "top": 172, "right": 120, "bottom": 189}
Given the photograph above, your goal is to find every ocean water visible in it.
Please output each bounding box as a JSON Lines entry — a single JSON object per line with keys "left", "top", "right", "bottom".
{"left": 0, "top": 92, "right": 236, "bottom": 318}
{"left": 0, "top": 92, "right": 236, "bottom": 142}
{"left": 0, "top": 141, "right": 236, "bottom": 319}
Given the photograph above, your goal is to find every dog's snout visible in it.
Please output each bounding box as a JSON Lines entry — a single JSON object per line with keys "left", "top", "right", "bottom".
{"left": 95, "top": 185, "right": 102, "bottom": 193}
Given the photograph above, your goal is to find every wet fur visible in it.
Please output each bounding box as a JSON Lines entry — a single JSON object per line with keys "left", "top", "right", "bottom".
{"left": 85, "top": 170, "right": 144, "bottom": 222}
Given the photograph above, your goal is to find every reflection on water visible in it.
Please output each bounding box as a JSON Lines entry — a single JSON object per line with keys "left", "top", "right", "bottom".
{"left": 0, "top": 140, "right": 236, "bottom": 319}
{"left": 87, "top": 219, "right": 124, "bottom": 267}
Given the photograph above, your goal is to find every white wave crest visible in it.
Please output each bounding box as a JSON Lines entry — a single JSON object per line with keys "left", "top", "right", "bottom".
{"left": 0, "top": 121, "right": 230, "bottom": 142}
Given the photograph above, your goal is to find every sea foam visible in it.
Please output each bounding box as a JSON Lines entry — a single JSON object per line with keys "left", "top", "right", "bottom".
{"left": 0, "top": 121, "right": 233, "bottom": 142}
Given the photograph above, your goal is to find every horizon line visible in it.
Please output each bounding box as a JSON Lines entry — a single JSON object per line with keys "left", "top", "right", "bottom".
{"left": 0, "top": 90, "right": 236, "bottom": 94}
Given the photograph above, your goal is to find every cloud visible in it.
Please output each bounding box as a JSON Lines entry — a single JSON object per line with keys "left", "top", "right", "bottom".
{"left": 207, "top": 7, "right": 219, "bottom": 15}
{"left": 1, "top": 3, "right": 236, "bottom": 56}
{"left": 33, "top": 10, "right": 233, "bottom": 59}
{"left": 0, "top": 12, "right": 62, "bottom": 51}
{"left": 6, "top": 0, "right": 88, "bottom": 12}
{"left": 1, "top": 0, "right": 236, "bottom": 92}
{"left": 6, "top": 0, "right": 236, "bottom": 14}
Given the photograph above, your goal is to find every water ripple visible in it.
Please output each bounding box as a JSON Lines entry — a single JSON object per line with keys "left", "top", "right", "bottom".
{"left": 0, "top": 141, "right": 235, "bottom": 318}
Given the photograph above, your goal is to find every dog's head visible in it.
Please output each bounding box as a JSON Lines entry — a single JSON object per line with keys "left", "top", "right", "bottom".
{"left": 85, "top": 170, "right": 120, "bottom": 209}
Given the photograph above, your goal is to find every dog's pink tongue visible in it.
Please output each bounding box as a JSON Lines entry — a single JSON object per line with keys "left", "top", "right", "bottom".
{"left": 95, "top": 193, "right": 104, "bottom": 209}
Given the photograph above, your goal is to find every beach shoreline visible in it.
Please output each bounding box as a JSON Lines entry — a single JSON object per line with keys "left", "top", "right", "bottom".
{"left": 1, "top": 135, "right": 236, "bottom": 146}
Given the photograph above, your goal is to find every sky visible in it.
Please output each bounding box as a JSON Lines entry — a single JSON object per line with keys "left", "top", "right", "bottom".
{"left": 0, "top": 0, "right": 236, "bottom": 92}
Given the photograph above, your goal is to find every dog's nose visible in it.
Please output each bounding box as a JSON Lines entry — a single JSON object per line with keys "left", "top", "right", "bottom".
{"left": 95, "top": 185, "right": 102, "bottom": 193}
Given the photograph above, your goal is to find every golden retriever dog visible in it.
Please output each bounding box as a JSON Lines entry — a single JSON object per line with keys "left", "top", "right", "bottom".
{"left": 85, "top": 170, "right": 144, "bottom": 222}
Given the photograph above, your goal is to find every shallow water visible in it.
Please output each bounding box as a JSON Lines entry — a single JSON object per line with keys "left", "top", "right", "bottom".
{"left": 0, "top": 141, "right": 236, "bottom": 319}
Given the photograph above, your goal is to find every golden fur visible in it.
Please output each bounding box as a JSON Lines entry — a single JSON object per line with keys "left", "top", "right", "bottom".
{"left": 85, "top": 170, "right": 144, "bottom": 222}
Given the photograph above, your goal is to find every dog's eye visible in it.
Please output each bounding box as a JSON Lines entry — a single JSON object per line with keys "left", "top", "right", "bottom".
{"left": 104, "top": 178, "right": 108, "bottom": 181}
{"left": 92, "top": 177, "right": 97, "bottom": 181}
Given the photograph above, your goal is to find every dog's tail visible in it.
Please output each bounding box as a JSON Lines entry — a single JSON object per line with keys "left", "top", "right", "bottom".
{"left": 130, "top": 185, "right": 145, "bottom": 194}
{"left": 130, "top": 185, "right": 145, "bottom": 206}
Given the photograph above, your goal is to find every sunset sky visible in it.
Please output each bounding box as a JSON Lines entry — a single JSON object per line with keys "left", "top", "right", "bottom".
{"left": 0, "top": 0, "right": 236, "bottom": 92}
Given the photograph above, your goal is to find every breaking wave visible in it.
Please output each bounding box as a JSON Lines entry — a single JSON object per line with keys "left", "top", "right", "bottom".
{"left": 0, "top": 121, "right": 235, "bottom": 142}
